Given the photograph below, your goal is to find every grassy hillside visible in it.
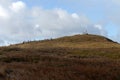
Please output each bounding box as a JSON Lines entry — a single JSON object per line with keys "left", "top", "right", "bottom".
{"left": 12, "top": 34, "right": 120, "bottom": 48}
{"left": 0, "top": 34, "right": 120, "bottom": 80}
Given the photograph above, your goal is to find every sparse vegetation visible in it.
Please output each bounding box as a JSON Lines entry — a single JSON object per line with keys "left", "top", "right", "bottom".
{"left": 0, "top": 34, "right": 119, "bottom": 80}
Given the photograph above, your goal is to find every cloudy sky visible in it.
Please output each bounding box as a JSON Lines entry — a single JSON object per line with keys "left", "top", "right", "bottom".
{"left": 0, "top": 0, "right": 120, "bottom": 45}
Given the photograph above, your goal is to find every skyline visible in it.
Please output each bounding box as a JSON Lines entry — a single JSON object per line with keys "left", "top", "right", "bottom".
{"left": 0, "top": 0, "right": 120, "bottom": 45}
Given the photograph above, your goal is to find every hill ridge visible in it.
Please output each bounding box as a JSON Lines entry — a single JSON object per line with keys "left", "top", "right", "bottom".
{"left": 11, "top": 34, "right": 119, "bottom": 49}
{"left": 54, "top": 34, "right": 115, "bottom": 43}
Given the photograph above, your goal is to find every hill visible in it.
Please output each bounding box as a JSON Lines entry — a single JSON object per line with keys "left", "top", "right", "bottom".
{"left": 0, "top": 34, "right": 120, "bottom": 80}
{"left": 12, "top": 34, "right": 119, "bottom": 49}
{"left": 55, "top": 34, "right": 114, "bottom": 42}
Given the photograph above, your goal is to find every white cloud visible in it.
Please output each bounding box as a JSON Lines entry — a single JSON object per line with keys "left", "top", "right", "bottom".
{"left": 72, "top": 13, "right": 79, "bottom": 19}
{"left": 94, "top": 24, "right": 102, "bottom": 30}
{"left": 0, "top": 0, "right": 107, "bottom": 46}
{"left": 0, "top": 6, "right": 9, "bottom": 19}
{"left": 9, "top": 1, "right": 26, "bottom": 12}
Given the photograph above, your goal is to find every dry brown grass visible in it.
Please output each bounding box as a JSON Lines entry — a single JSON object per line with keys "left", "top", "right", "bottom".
{"left": 0, "top": 34, "right": 119, "bottom": 80}
{"left": 11, "top": 34, "right": 120, "bottom": 49}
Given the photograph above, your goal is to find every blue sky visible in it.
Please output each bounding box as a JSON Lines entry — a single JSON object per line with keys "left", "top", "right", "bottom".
{"left": 0, "top": 0, "right": 119, "bottom": 45}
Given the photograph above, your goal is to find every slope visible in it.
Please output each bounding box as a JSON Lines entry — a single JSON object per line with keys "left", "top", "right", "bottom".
{"left": 0, "top": 34, "right": 119, "bottom": 80}
{"left": 11, "top": 34, "right": 120, "bottom": 49}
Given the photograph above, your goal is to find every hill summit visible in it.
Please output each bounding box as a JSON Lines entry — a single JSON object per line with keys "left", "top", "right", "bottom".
{"left": 55, "top": 34, "right": 114, "bottom": 43}
{"left": 12, "top": 34, "right": 119, "bottom": 49}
